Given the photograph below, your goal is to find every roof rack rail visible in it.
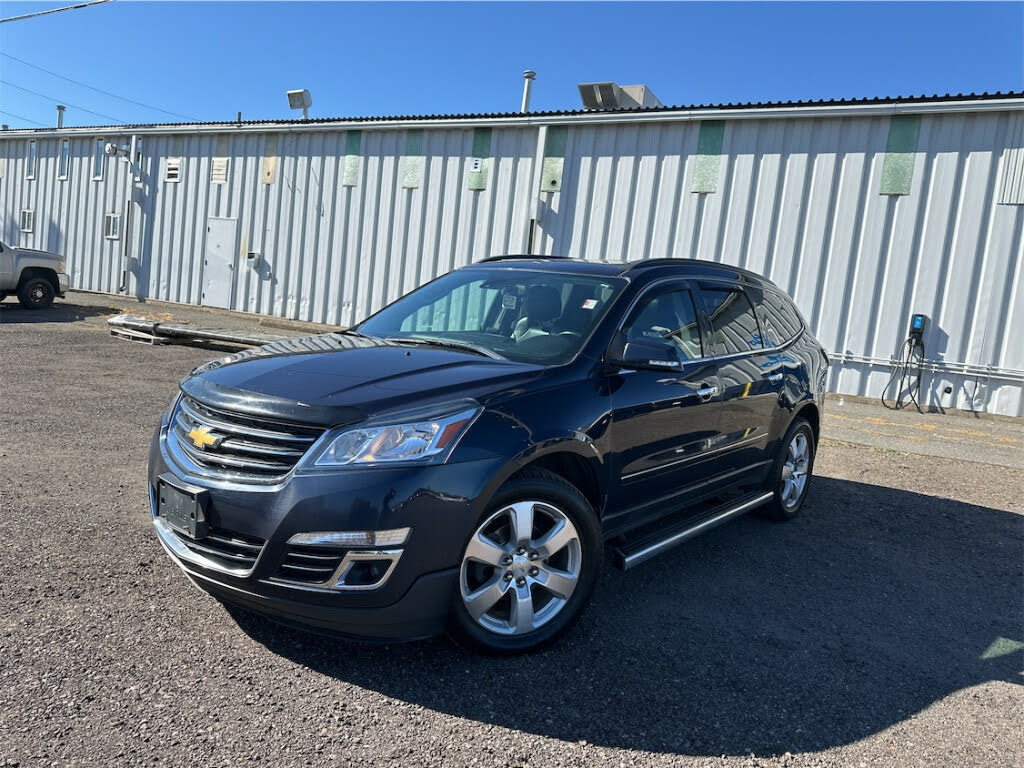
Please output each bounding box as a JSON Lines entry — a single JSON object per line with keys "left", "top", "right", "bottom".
{"left": 477, "top": 254, "right": 570, "bottom": 263}
{"left": 621, "top": 258, "right": 700, "bottom": 271}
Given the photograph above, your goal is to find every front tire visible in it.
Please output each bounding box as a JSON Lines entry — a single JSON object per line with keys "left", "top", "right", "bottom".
{"left": 761, "top": 417, "right": 815, "bottom": 520}
{"left": 17, "top": 277, "right": 55, "bottom": 309}
{"left": 449, "top": 468, "right": 601, "bottom": 655}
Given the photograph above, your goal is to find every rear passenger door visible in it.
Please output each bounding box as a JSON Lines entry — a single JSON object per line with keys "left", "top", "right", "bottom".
{"left": 697, "top": 283, "right": 781, "bottom": 486}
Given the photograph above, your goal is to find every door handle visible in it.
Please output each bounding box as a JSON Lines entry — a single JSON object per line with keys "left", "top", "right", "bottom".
{"left": 766, "top": 371, "right": 783, "bottom": 383}
{"left": 696, "top": 384, "right": 718, "bottom": 401}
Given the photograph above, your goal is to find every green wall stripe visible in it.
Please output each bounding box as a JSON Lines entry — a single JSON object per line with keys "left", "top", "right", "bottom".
{"left": 403, "top": 129, "right": 423, "bottom": 189}
{"left": 880, "top": 115, "right": 921, "bottom": 195}
{"left": 343, "top": 130, "right": 361, "bottom": 187}
{"left": 471, "top": 127, "right": 492, "bottom": 158}
{"left": 541, "top": 126, "right": 568, "bottom": 192}
{"left": 469, "top": 127, "right": 491, "bottom": 190}
{"left": 405, "top": 129, "right": 423, "bottom": 157}
{"left": 544, "top": 126, "right": 568, "bottom": 157}
{"left": 692, "top": 120, "right": 725, "bottom": 193}
{"left": 345, "top": 130, "right": 362, "bottom": 155}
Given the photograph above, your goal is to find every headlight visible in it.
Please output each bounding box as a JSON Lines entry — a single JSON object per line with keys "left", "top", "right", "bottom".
{"left": 311, "top": 402, "right": 480, "bottom": 467}
{"left": 58, "top": 260, "right": 65, "bottom": 273}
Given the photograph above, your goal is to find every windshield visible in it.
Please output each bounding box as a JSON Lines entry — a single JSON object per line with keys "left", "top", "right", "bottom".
{"left": 357, "top": 267, "right": 626, "bottom": 365}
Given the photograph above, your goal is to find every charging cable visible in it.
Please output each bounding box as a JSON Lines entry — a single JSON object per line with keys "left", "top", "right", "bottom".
{"left": 881, "top": 334, "right": 925, "bottom": 413}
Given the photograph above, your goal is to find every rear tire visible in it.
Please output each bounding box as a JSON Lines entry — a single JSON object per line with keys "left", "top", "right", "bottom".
{"left": 760, "top": 417, "right": 815, "bottom": 521}
{"left": 17, "top": 277, "right": 55, "bottom": 309}
{"left": 448, "top": 467, "right": 601, "bottom": 655}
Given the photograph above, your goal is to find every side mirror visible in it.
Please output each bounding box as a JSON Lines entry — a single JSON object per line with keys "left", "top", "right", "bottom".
{"left": 610, "top": 337, "right": 682, "bottom": 371}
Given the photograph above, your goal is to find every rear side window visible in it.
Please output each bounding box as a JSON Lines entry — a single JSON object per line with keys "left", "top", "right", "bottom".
{"left": 747, "top": 286, "right": 802, "bottom": 347}
{"left": 699, "top": 287, "right": 763, "bottom": 355}
{"left": 622, "top": 287, "right": 703, "bottom": 362}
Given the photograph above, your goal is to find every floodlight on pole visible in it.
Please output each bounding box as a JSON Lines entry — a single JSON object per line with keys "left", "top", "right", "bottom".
{"left": 287, "top": 89, "right": 312, "bottom": 120}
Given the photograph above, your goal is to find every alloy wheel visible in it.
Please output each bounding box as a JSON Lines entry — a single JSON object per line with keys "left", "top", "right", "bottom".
{"left": 780, "top": 431, "right": 810, "bottom": 508}
{"left": 459, "top": 500, "right": 582, "bottom": 636}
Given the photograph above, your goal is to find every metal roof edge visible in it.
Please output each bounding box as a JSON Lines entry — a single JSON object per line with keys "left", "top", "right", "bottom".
{"left": 1, "top": 92, "right": 1022, "bottom": 138}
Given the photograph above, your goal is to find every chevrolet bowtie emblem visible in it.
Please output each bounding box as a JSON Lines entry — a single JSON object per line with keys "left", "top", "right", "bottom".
{"left": 188, "top": 426, "right": 222, "bottom": 450}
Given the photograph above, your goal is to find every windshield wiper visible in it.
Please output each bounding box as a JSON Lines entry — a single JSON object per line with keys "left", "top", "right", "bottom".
{"left": 384, "top": 336, "right": 505, "bottom": 360}
{"left": 336, "top": 328, "right": 375, "bottom": 339}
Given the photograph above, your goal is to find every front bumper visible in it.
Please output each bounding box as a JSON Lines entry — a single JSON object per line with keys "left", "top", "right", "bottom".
{"left": 57, "top": 272, "right": 69, "bottom": 296}
{"left": 148, "top": 418, "right": 505, "bottom": 641}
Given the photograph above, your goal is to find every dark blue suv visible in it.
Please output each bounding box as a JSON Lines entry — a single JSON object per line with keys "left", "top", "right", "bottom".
{"left": 149, "top": 257, "right": 828, "bottom": 653}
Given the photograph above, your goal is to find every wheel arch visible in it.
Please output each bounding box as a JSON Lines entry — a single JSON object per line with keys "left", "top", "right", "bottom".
{"left": 792, "top": 400, "right": 821, "bottom": 445}
{"left": 18, "top": 266, "right": 59, "bottom": 293}
{"left": 481, "top": 439, "right": 607, "bottom": 520}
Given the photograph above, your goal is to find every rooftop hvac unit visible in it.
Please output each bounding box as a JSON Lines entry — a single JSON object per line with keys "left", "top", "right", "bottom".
{"left": 578, "top": 82, "right": 664, "bottom": 111}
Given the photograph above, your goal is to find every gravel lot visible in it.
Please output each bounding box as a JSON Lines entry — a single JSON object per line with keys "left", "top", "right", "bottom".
{"left": 2, "top": 297, "right": 1022, "bottom": 768}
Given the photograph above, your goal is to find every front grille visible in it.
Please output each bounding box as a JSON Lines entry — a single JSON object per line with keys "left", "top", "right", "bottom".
{"left": 274, "top": 544, "right": 348, "bottom": 585}
{"left": 170, "top": 395, "right": 324, "bottom": 482}
{"left": 169, "top": 526, "right": 266, "bottom": 571}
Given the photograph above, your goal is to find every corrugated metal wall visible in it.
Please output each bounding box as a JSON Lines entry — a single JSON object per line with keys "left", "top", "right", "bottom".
{"left": 134, "top": 128, "right": 536, "bottom": 327}
{"left": 1, "top": 107, "right": 1022, "bottom": 416}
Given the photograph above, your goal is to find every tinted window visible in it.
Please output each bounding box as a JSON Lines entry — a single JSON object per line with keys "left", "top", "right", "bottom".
{"left": 700, "top": 287, "right": 763, "bottom": 355}
{"left": 621, "top": 288, "right": 703, "bottom": 362}
{"left": 750, "top": 288, "right": 802, "bottom": 347}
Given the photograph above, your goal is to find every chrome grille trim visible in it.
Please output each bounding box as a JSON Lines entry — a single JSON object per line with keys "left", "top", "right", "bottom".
{"left": 169, "top": 394, "right": 325, "bottom": 483}
{"left": 177, "top": 397, "right": 319, "bottom": 444}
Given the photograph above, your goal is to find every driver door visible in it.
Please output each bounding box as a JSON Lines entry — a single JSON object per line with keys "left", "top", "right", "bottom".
{"left": 604, "top": 281, "right": 723, "bottom": 532}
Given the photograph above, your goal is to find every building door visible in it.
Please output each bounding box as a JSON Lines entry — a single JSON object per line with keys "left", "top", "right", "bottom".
{"left": 203, "top": 217, "right": 237, "bottom": 309}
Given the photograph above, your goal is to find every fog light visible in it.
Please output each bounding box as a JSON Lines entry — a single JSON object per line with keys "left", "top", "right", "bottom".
{"left": 287, "top": 528, "right": 410, "bottom": 548}
{"left": 342, "top": 559, "right": 394, "bottom": 587}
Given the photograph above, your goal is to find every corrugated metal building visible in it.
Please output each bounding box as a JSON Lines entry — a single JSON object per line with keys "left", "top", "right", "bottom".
{"left": 2, "top": 92, "right": 1023, "bottom": 416}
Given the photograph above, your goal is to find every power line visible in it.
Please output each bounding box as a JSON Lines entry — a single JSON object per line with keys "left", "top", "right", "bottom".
{"left": 0, "top": 109, "right": 47, "bottom": 127}
{"left": 0, "top": 79, "right": 125, "bottom": 124}
{"left": 0, "top": 52, "right": 199, "bottom": 121}
{"left": 0, "top": 0, "right": 113, "bottom": 24}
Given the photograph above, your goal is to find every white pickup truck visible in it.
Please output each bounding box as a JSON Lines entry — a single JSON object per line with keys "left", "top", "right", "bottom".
{"left": 0, "top": 240, "right": 70, "bottom": 309}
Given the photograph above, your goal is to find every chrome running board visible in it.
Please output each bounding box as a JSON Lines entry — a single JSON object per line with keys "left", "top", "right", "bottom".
{"left": 613, "top": 491, "right": 774, "bottom": 571}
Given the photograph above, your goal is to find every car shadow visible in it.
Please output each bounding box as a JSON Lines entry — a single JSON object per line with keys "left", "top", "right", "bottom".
{"left": 228, "top": 477, "right": 1023, "bottom": 757}
{"left": 0, "top": 300, "right": 123, "bottom": 324}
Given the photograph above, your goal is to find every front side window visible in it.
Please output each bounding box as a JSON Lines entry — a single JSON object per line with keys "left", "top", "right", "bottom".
{"left": 93, "top": 138, "right": 105, "bottom": 179}
{"left": 26, "top": 141, "right": 36, "bottom": 178}
{"left": 700, "top": 286, "right": 763, "bottom": 356}
{"left": 358, "top": 268, "right": 626, "bottom": 365}
{"left": 58, "top": 139, "right": 70, "bottom": 179}
{"left": 620, "top": 287, "right": 703, "bottom": 362}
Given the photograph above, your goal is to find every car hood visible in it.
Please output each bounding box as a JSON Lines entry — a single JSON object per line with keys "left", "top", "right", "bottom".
{"left": 14, "top": 247, "right": 61, "bottom": 260}
{"left": 180, "top": 333, "right": 544, "bottom": 427}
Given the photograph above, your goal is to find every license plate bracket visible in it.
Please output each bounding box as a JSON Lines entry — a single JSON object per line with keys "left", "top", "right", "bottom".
{"left": 157, "top": 475, "right": 209, "bottom": 539}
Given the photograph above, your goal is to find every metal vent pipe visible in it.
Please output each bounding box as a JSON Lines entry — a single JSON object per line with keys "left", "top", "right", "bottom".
{"left": 521, "top": 70, "right": 536, "bottom": 113}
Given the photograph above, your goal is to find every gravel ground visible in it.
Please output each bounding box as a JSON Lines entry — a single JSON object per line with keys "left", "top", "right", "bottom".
{"left": 1, "top": 298, "right": 1022, "bottom": 768}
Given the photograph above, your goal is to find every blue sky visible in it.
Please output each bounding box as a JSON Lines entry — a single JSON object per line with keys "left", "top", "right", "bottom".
{"left": 1, "top": 1, "right": 1021, "bottom": 128}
